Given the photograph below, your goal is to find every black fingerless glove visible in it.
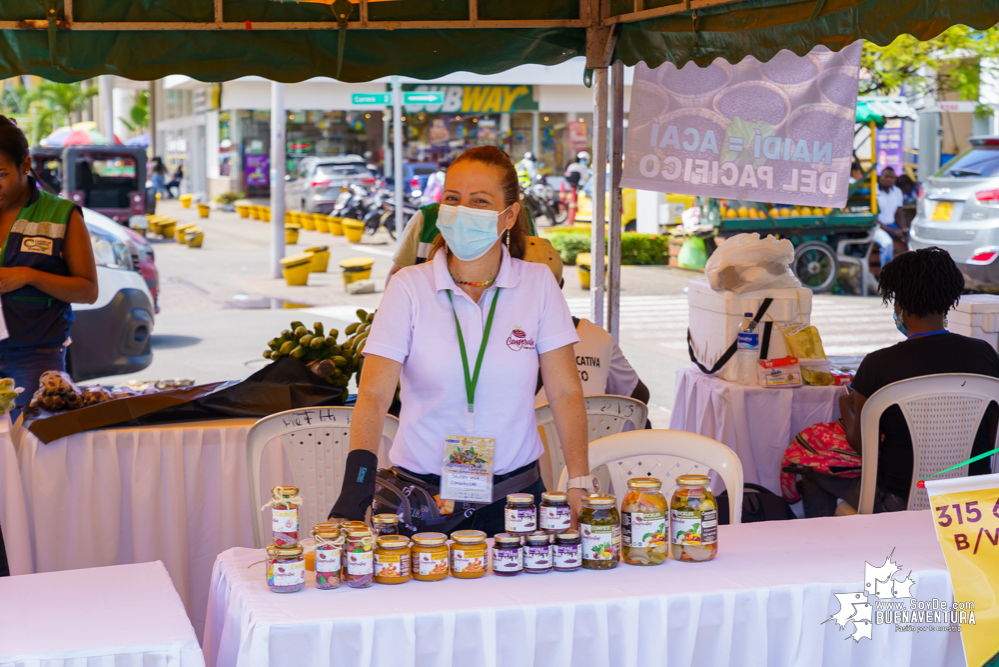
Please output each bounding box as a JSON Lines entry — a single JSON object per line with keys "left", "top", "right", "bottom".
{"left": 329, "top": 449, "right": 378, "bottom": 520}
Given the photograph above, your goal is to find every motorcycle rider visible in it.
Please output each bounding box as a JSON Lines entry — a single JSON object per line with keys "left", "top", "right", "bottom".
{"left": 564, "top": 151, "right": 592, "bottom": 192}
{"left": 516, "top": 152, "right": 538, "bottom": 189}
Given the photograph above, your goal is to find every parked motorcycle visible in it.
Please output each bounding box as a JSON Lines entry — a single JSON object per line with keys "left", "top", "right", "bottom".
{"left": 523, "top": 174, "right": 568, "bottom": 226}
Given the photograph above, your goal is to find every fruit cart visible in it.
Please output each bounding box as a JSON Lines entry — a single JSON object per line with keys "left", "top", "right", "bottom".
{"left": 706, "top": 192, "right": 877, "bottom": 293}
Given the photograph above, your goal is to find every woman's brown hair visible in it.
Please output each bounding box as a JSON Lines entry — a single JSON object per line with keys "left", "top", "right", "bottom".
{"left": 428, "top": 146, "right": 529, "bottom": 260}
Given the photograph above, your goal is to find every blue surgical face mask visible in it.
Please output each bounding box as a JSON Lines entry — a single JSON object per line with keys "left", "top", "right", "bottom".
{"left": 437, "top": 204, "right": 511, "bottom": 261}
{"left": 894, "top": 309, "right": 908, "bottom": 337}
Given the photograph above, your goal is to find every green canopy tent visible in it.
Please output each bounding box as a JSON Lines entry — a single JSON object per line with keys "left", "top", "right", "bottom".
{"left": 0, "top": 0, "right": 997, "bottom": 331}
{"left": 856, "top": 96, "right": 918, "bottom": 127}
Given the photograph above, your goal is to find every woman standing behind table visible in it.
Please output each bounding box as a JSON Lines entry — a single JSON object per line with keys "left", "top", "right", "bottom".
{"left": 0, "top": 117, "right": 98, "bottom": 408}
{"left": 329, "top": 146, "right": 594, "bottom": 534}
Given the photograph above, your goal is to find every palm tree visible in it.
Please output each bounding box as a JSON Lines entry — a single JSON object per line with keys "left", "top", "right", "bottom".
{"left": 1, "top": 80, "right": 98, "bottom": 146}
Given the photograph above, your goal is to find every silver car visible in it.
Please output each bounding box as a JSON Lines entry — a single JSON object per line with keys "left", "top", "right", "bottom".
{"left": 284, "top": 155, "right": 376, "bottom": 213}
{"left": 910, "top": 136, "right": 999, "bottom": 289}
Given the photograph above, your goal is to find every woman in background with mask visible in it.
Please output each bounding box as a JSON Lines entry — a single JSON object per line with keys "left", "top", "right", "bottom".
{"left": 329, "top": 146, "right": 593, "bottom": 535}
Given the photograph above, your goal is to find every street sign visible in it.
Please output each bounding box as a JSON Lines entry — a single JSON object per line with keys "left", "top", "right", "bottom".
{"left": 352, "top": 93, "right": 392, "bottom": 105}
{"left": 403, "top": 91, "right": 444, "bottom": 105}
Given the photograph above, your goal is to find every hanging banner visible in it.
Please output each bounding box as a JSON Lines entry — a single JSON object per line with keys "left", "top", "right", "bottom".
{"left": 925, "top": 473, "right": 999, "bottom": 667}
{"left": 622, "top": 42, "right": 862, "bottom": 208}
{"left": 568, "top": 120, "right": 589, "bottom": 151}
{"left": 876, "top": 120, "right": 905, "bottom": 176}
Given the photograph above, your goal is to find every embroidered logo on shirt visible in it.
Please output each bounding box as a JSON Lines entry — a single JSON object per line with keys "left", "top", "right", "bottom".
{"left": 506, "top": 326, "right": 535, "bottom": 351}
{"left": 20, "top": 236, "right": 53, "bottom": 255}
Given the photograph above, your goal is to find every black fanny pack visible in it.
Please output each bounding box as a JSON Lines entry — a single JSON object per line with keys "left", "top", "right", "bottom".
{"left": 373, "top": 463, "right": 540, "bottom": 536}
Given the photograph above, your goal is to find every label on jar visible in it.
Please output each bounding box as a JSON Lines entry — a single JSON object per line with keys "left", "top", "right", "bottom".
{"left": 623, "top": 510, "right": 667, "bottom": 548}
{"left": 505, "top": 507, "right": 537, "bottom": 533}
{"left": 671, "top": 509, "right": 717, "bottom": 546}
{"left": 315, "top": 546, "right": 342, "bottom": 573}
{"left": 375, "top": 551, "right": 410, "bottom": 578}
{"left": 540, "top": 504, "right": 572, "bottom": 531}
{"left": 523, "top": 544, "right": 552, "bottom": 570}
{"left": 452, "top": 547, "right": 487, "bottom": 574}
{"left": 347, "top": 550, "right": 373, "bottom": 575}
{"left": 581, "top": 523, "right": 621, "bottom": 560}
{"left": 416, "top": 548, "right": 449, "bottom": 576}
{"left": 272, "top": 508, "right": 298, "bottom": 533}
{"left": 492, "top": 546, "right": 522, "bottom": 572}
{"left": 270, "top": 558, "right": 305, "bottom": 586}
{"left": 553, "top": 543, "right": 582, "bottom": 569}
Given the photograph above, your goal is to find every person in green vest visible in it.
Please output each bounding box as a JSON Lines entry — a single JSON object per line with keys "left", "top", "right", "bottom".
{"left": 386, "top": 196, "right": 537, "bottom": 287}
{"left": 0, "top": 116, "right": 98, "bottom": 408}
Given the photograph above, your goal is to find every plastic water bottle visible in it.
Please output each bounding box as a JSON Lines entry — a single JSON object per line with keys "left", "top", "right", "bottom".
{"left": 736, "top": 312, "right": 759, "bottom": 386}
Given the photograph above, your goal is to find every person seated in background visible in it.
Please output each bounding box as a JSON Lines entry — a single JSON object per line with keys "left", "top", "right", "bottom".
{"left": 787, "top": 247, "right": 999, "bottom": 517}
{"left": 896, "top": 173, "right": 919, "bottom": 205}
{"left": 526, "top": 238, "right": 650, "bottom": 407}
{"left": 872, "top": 167, "right": 908, "bottom": 267}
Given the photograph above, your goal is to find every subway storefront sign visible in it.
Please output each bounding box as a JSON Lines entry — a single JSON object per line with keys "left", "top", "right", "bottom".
{"left": 402, "top": 85, "right": 537, "bottom": 114}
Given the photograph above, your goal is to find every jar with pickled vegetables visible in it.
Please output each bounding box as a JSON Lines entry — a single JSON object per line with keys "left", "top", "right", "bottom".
{"left": 374, "top": 535, "right": 411, "bottom": 584}
{"left": 411, "top": 532, "right": 449, "bottom": 581}
{"left": 266, "top": 485, "right": 302, "bottom": 546}
{"left": 670, "top": 474, "right": 718, "bottom": 562}
{"left": 450, "top": 530, "right": 487, "bottom": 579}
{"left": 621, "top": 477, "right": 668, "bottom": 566}
{"left": 579, "top": 493, "right": 620, "bottom": 570}
{"left": 345, "top": 527, "right": 375, "bottom": 588}
{"left": 312, "top": 523, "right": 344, "bottom": 590}
{"left": 372, "top": 514, "right": 399, "bottom": 537}
{"left": 266, "top": 543, "right": 305, "bottom": 593}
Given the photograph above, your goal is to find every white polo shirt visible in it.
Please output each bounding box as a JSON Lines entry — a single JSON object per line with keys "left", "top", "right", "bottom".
{"left": 535, "top": 318, "right": 640, "bottom": 406}
{"left": 364, "top": 244, "right": 579, "bottom": 475}
{"left": 877, "top": 185, "right": 904, "bottom": 226}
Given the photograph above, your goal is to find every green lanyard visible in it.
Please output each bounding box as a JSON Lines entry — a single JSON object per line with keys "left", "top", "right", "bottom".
{"left": 446, "top": 288, "right": 500, "bottom": 425}
{"left": 917, "top": 446, "right": 999, "bottom": 488}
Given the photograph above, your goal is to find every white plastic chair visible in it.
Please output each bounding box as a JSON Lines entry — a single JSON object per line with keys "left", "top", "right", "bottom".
{"left": 535, "top": 394, "right": 649, "bottom": 491}
{"left": 246, "top": 406, "right": 401, "bottom": 548}
{"left": 858, "top": 373, "right": 999, "bottom": 514}
{"left": 557, "top": 429, "right": 744, "bottom": 523}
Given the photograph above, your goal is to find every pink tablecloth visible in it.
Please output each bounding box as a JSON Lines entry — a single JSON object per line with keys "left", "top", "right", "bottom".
{"left": 669, "top": 367, "right": 846, "bottom": 496}
{"left": 203, "top": 510, "right": 962, "bottom": 667}
{"left": 0, "top": 561, "right": 204, "bottom": 666}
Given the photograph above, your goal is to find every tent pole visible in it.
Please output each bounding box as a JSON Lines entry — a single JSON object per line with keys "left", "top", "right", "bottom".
{"left": 608, "top": 60, "right": 624, "bottom": 342}
{"left": 270, "top": 81, "right": 286, "bottom": 279}
{"left": 393, "top": 76, "right": 404, "bottom": 247}
{"left": 870, "top": 120, "right": 878, "bottom": 216}
{"left": 99, "top": 75, "right": 114, "bottom": 142}
{"left": 591, "top": 67, "right": 608, "bottom": 328}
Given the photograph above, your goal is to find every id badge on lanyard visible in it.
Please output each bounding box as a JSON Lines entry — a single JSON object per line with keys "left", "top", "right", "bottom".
{"left": 440, "top": 289, "right": 499, "bottom": 504}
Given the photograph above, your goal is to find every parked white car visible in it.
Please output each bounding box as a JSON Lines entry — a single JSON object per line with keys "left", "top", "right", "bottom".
{"left": 68, "top": 208, "right": 155, "bottom": 381}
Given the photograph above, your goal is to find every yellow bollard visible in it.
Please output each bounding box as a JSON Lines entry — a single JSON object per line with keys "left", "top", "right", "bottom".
{"left": 299, "top": 212, "right": 316, "bottom": 231}
{"left": 341, "top": 218, "right": 365, "bottom": 243}
{"left": 280, "top": 253, "right": 314, "bottom": 286}
{"left": 328, "top": 216, "right": 344, "bottom": 236}
{"left": 237, "top": 204, "right": 250, "bottom": 218}
{"left": 285, "top": 227, "right": 300, "bottom": 245}
{"left": 180, "top": 193, "right": 193, "bottom": 208}
{"left": 262, "top": 207, "right": 271, "bottom": 222}
{"left": 305, "top": 245, "right": 330, "bottom": 272}
{"left": 314, "top": 214, "right": 331, "bottom": 234}
{"left": 186, "top": 229, "right": 204, "bottom": 248}
{"left": 340, "top": 257, "right": 375, "bottom": 289}
{"left": 174, "top": 223, "right": 197, "bottom": 244}
{"left": 197, "top": 203, "right": 210, "bottom": 219}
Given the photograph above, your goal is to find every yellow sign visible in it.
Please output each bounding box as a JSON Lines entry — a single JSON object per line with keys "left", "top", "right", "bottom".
{"left": 402, "top": 85, "right": 537, "bottom": 113}
{"left": 925, "top": 473, "right": 999, "bottom": 667}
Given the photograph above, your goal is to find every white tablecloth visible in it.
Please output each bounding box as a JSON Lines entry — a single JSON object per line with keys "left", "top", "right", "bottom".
{"left": 0, "top": 561, "right": 205, "bottom": 667}
{"left": 1, "top": 418, "right": 294, "bottom": 643}
{"left": 669, "top": 367, "right": 846, "bottom": 495}
{"left": 203, "top": 511, "right": 963, "bottom": 667}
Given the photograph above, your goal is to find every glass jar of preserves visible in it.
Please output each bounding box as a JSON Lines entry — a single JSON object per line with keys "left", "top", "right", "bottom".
{"left": 553, "top": 530, "right": 582, "bottom": 572}
{"left": 267, "top": 485, "right": 301, "bottom": 546}
{"left": 340, "top": 521, "right": 368, "bottom": 575}
{"left": 266, "top": 543, "right": 305, "bottom": 593}
{"left": 523, "top": 531, "right": 553, "bottom": 574}
{"left": 504, "top": 493, "right": 537, "bottom": 535}
{"left": 411, "top": 532, "right": 450, "bottom": 581}
{"left": 621, "top": 477, "right": 669, "bottom": 566}
{"left": 670, "top": 474, "right": 718, "bottom": 562}
{"left": 312, "top": 523, "right": 344, "bottom": 590}
{"left": 450, "top": 530, "right": 488, "bottom": 579}
{"left": 372, "top": 514, "right": 399, "bottom": 537}
{"left": 374, "top": 535, "right": 411, "bottom": 584}
{"left": 492, "top": 533, "right": 523, "bottom": 576}
{"left": 539, "top": 491, "right": 571, "bottom": 534}
{"left": 579, "top": 493, "right": 621, "bottom": 570}
{"left": 345, "top": 527, "right": 375, "bottom": 588}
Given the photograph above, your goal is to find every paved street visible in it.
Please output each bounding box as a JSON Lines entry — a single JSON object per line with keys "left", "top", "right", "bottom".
{"left": 90, "top": 199, "right": 901, "bottom": 427}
